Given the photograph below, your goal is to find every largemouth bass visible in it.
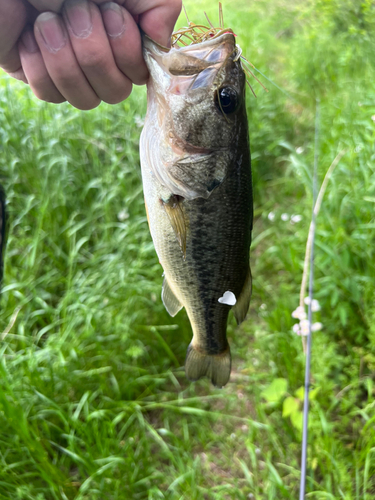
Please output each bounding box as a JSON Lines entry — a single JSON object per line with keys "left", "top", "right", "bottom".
{"left": 140, "top": 27, "right": 253, "bottom": 388}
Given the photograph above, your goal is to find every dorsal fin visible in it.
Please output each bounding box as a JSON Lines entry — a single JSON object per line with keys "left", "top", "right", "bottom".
{"left": 232, "top": 266, "right": 252, "bottom": 324}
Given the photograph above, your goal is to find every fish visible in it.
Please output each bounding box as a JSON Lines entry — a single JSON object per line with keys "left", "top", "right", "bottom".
{"left": 140, "top": 25, "right": 253, "bottom": 388}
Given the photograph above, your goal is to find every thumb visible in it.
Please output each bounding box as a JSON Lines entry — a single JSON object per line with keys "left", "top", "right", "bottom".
{"left": 137, "top": 0, "right": 182, "bottom": 47}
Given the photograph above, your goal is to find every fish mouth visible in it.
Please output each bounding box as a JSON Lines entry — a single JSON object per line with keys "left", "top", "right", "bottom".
{"left": 142, "top": 31, "right": 236, "bottom": 55}
{"left": 142, "top": 32, "right": 238, "bottom": 79}
{"left": 142, "top": 33, "right": 170, "bottom": 55}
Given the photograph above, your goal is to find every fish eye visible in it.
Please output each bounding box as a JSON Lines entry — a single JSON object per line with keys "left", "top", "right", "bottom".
{"left": 215, "top": 86, "right": 239, "bottom": 115}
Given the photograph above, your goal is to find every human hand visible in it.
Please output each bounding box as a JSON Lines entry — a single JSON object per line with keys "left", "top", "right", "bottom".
{"left": 0, "top": 0, "right": 181, "bottom": 109}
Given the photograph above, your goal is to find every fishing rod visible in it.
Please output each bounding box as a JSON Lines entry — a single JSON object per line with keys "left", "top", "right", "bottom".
{"left": 299, "top": 99, "right": 320, "bottom": 499}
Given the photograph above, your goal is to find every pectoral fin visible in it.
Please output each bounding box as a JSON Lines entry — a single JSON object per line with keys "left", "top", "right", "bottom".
{"left": 162, "top": 278, "right": 183, "bottom": 317}
{"left": 169, "top": 152, "right": 227, "bottom": 199}
{"left": 162, "top": 195, "right": 187, "bottom": 258}
{"left": 232, "top": 266, "right": 252, "bottom": 325}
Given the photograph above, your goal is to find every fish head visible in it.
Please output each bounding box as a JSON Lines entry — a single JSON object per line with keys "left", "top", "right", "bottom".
{"left": 142, "top": 33, "right": 248, "bottom": 199}
{"left": 143, "top": 32, "right": 246, "bottom": 150}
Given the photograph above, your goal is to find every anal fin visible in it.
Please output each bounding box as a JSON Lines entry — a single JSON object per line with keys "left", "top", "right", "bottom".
{"left": 162, "top": 278, "right": 183, "bottom": 317}
{"left": 232, "top": 266, "right": 252, "bottom": 325}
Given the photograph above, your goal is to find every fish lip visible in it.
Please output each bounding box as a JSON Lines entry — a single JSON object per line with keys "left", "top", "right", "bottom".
{"left": 142, "top": 32, "right": 236, "bottom": 56}
{"left": 174, "top": 32, "right": 236, "bottom": 52}
{"left": 142, "top": 32, "right": 170, "bottom": 54}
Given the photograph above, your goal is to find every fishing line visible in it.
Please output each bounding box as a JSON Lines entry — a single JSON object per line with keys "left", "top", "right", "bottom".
{"left": 250, "top": 65, "right": 298, "bottom": 102}
{"left": 299, "top": 98, "right": 320, "bottom": 499}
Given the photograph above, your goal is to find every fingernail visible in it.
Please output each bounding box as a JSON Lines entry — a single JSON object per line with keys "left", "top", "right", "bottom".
{"left": 21, "top": 29, "right": 39, "bottom": 54}
{"left": 64, "top": 0, "right": 92, "bottom": 38}
{"left": 36, "top": 12, "right": 67, "bottom": 53}
{"left": 100, "top": 2, "right": 125, "bottom": 39}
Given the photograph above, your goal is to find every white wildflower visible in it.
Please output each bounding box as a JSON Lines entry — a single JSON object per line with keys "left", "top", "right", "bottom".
{"left": 292, "top": 306, "right": 307, "bottom": 320}
{"left": 291, "top": 214, "right": 302, "bottom": 224}
{"left": 134, "top": 114, "right": 145, "bottom": 128}
{"left": 268, "top": 211, "right": 275, "bottom": 221}
{"left": 292, "top": 323, "right": 301, "bottom": 335}
{"left": 371, "top": 115, "right": 375, "bottom": 122}
{"left": 300, "top": 319, "right": 310, "bottom": 336}
{"left": 311, "top": 299, "right": 321, "bottom": 312}
{"left": 304, "top": 297, "right": 321, "bottom": 311}
{"left": 312, "top": 322, "right": 323, "bottom": 332}
{"left": 117, "top": 209, "right": 129, "bottom": 221}
{"left": 296, "top": 146, "right": 304, "bottom": 154}
{"left": 355, "top": 145, "right": 363, "bottom": 153}
{"left": 260, "top": 303, "right": 267, "bottom": 310}
{"left": 281, "top": 213, "right": 289, "bottom": 221}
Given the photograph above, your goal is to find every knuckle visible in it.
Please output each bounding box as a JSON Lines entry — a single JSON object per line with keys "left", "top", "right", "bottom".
{"left": 51, "top": 77, "right": 100, "bottom": 108}
{"left": 54, "top": 71, "right": 76, "bottom": 90}
{"left": 7, "top": 68, "right": 27, "bottom": 83}
{"left": 32, "top": 73, "right": 52, "bottom": 90}
{"left": 30, "top": 77, "right": 63, "bottom": 103}
{"left": 78, "top": 50, "right": 108, "bottom": 72}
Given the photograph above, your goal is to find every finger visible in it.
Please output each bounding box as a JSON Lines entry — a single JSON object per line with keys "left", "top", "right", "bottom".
{"left": 28, "top": 0, "right": 128, "bottom": 13}
{"left": 0, "top": 0, "right": 27, "bottom": 74}
{"left": 34, "top": 12, "right": 100, "bottom": 110}
{"left": 130, "top": 0, "right": 182, "bottom": 47}
{"left": 100, "top": 2, "right": 148, "bottom": 85}
{"left": 19, "top": 27, "right": 65, "bottom": 103}
{"left": 7, "top": 66, "right": 28, "bottom": 83}
{"left": 27, "top": 0, "right": 64, "bottom": 13}
{"left": 62, "top": 0, "right": 132, "bottom": 104}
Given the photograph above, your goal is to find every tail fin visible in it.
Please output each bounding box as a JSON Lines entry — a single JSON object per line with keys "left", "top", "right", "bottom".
{"left": 185, "top": 344, "right": 231, "bottom": 388}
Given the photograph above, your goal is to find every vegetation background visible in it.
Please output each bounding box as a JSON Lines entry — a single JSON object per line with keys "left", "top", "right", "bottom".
{"left": 1, "top": 0, "right": 375, "bottom": 498}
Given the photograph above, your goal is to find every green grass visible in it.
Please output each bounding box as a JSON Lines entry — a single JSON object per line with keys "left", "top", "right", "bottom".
{"left": 1, "top": 0, "right": 375, "bottom": 498}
